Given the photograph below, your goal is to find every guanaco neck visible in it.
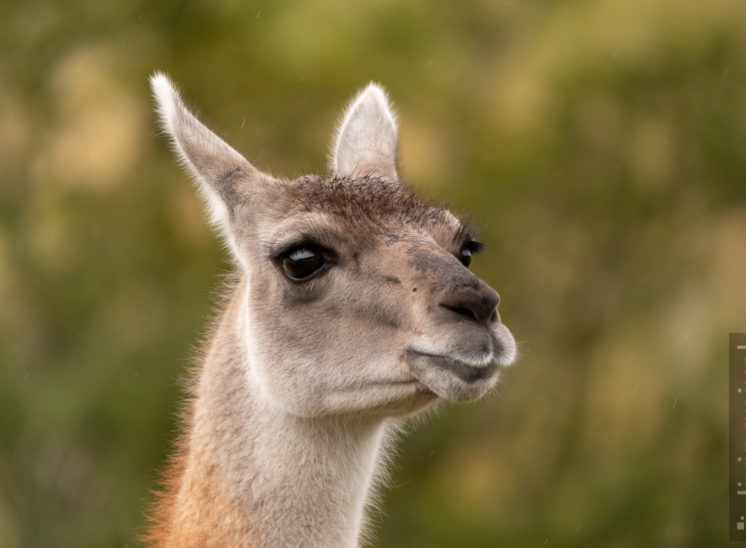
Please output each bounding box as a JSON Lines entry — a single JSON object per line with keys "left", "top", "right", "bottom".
{"left": 155, "top": 279, "right": 388, "bottom": 548}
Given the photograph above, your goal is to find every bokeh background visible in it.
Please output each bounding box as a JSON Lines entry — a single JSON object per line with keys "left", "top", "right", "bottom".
{"left": 1, "top": 0, "right": 744, "bottom": 546}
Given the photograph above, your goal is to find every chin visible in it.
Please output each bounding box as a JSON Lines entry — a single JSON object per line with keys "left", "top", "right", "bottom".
{"left": 383, "top": 389, "right": 440, "bottom": 417}
{"left": 427, "top": 369, "right": 501, "bottom": 403}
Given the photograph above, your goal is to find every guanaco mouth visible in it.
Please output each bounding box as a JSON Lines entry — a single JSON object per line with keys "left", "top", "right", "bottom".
{"left": 405, "top": 349, "right": 498, "bottom": 384}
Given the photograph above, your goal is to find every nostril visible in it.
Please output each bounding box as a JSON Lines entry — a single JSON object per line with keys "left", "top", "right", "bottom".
{"left": 438, "top": 288, "right": 499, "bottom": 326}
{"left": 440, "top": 304, "right": 478, "bottom": 322}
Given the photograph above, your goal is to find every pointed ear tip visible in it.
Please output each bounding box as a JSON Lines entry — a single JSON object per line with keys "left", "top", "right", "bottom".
{"left": 150, "top": 71, "right": 171, "bottom": 92}
{"left": 361, "top": 82, "right": 391, "bottom": 103}
{"left": 356, "top": 82, "right": 397, "bottom": 127}
{"left": 364, "top": 81, "right": 386, "bottom": 93}
{"left": 148, "top": 71, "right": 178, "bottom": 103}
{"left": 149, "top": 72, "right": 181, "bottom": 120}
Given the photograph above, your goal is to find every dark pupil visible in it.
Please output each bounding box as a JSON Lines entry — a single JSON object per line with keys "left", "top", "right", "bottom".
{"left": 459, "top": 248, "right": 472, "bottom": 267}
{"left": 282, "top": 248, "right": 324, "bottom": 280}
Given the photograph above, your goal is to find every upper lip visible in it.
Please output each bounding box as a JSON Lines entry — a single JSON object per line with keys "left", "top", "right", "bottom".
{"left": 405, "top": 349, "right": 497, "bottom": 383}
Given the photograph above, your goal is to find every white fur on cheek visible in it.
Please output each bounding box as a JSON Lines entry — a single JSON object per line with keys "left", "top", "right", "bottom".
{"left": 238, "top": 277, "right": 286, "bottom": 411}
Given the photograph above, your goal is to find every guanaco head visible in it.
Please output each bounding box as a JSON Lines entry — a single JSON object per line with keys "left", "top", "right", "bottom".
{"left": 151, "top": 74, "right": 516, "bottom": 418}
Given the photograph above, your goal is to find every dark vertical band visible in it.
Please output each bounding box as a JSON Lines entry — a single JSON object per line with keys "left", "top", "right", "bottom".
{"left": 730, "top": 333, "right": 746, "bottom": 541}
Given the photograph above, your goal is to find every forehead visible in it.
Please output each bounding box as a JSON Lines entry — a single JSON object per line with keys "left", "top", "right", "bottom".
{"left": 276, "top": 175, "right": 464, "bottom": 240}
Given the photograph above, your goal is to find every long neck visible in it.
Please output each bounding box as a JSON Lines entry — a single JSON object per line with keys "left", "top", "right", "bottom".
{"left": 152, "top": 279, "right": 388, "bottom": 548}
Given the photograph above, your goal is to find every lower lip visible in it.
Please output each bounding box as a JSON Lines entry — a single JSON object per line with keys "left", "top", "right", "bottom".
{"left": 408, "top": 351, "right": 497, "bottom": 383}
{"left": 447, "top": 361, "right": 497, "bottom": 383}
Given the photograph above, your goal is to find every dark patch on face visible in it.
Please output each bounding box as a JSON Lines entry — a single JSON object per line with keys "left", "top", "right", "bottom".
{"left": 381, "top": 275, "right": 401, "bottom": 285}
{"left": 406, "top": 246, "right": 458, "bottom": 280}
{"left": 405, "top": 246, "right": 482, "bottom": 294}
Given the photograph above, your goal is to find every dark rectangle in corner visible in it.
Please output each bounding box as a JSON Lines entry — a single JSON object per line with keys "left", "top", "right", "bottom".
{"left": 730, "top": 333, "right": 746, "bottom": 541}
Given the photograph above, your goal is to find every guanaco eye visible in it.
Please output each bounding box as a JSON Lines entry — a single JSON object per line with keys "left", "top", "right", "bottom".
{"left": 280, "top": 246, "right": 328, "bottom": 282}
{"left": 458, "top": 241, "right": 483, "bottom": 268}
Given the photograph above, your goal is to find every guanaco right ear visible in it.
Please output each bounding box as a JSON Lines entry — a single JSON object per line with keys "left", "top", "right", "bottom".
{"left": 330, "top": 83, "right": 399, "bottom": 182}
{"left": 150, "top": 73, "right": 268, "bottom": 265}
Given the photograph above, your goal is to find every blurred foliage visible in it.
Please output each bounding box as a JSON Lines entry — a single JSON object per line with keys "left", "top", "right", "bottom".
{"left": 0, "top": 0, "right": 744, "bottom": 546}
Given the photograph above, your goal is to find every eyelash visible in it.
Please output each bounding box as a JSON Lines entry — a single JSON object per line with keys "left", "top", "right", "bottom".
{"left": 464, "top": 241, "right": 484, "bottom": 254}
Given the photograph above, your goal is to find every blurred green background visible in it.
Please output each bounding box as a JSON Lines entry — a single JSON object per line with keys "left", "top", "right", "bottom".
{"left": 1, "top": 0, "right": 744, "bottom": 546}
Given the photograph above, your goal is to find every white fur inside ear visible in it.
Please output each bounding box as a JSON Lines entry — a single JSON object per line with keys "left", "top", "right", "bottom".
{"left": 330, "top": 83, "right": 399, "bottom": 181}
{"left": 149, "top": 72, "right": 249, "bottom": 269}
{"left": 150, "top": 72, "right": 228, "bottom": 226}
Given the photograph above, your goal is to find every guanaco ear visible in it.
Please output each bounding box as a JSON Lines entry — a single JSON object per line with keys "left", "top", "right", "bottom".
{"left": 150, "top": 72, "right": 267, "bottom": 266}
{"left": 330, "top": 83, "right": 399, "bottom": 182}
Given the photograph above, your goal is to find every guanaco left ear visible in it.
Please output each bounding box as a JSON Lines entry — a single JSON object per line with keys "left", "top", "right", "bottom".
{"left": 330, "top": 83, "right": 399, "bottom": 182}
{"left": 150, "top": 72, "right": 270, "bottom": 267}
